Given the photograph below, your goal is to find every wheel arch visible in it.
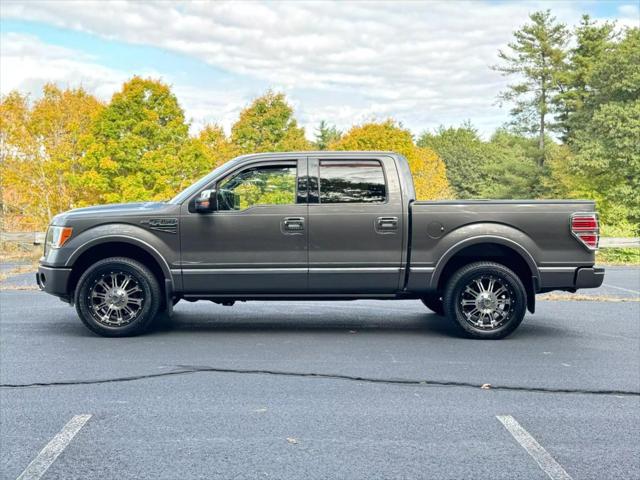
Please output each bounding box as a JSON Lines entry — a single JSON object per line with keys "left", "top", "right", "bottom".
{"left": 431, "top": 236, "right": 539, "bottom": 313}
{"left": 66, "top": 237, "right": 172, "bottom": 300}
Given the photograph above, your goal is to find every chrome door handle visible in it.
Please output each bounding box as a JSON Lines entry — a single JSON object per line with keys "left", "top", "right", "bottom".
{"left": 376, "top": 216, "right": 398, "bottom": 231}
{"left": 283, "top": 217, "right": 305, "bottom": 231}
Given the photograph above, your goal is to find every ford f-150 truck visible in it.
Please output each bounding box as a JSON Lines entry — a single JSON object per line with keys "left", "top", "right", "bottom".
{"left": 38, "top": 151, "right": 604, "bottom": 339}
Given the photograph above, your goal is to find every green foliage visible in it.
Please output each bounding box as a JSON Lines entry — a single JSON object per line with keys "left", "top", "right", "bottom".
{"left": 418, "top": 125, "right": 541, "bottom": 199}
{"left": 198, "top": 124, "right": 238, "bottom": 168}
{"left": 313, "top": 120, "right": 342, "bottom": 150}
{"left": 231, "top": 91, "right": 311, "bottom": 153}
{"left": 569, "top": 28, "right": 640, "bottom": 227}
{"left": 493, "top": 10, "right": 569, "bottom": 157}
{"left": 79, "top": 76, "right": 196, "bottom": 203}
{"left": 555, "top": 15, "right": 617, "bottom": 142}
{"left": 417, "top": 124, "right": 484, "bottom": 197}
{"left": 596, "top": 248, "right": 640, "bottom": 265}
{"left": 495, "top": 14, "right": 638, "bottom": 229}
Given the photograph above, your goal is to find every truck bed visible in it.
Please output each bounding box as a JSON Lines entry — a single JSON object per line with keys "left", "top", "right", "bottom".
{"left": 406, "top": 199, "right": 598, "bottom": 293}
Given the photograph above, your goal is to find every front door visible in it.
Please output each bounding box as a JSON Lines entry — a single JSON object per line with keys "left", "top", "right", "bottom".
{"left": 180, "top": 158, "right": 308, "bottom": 294}
{"left": 307, "top": 155, "right": 404, "bottom": 293}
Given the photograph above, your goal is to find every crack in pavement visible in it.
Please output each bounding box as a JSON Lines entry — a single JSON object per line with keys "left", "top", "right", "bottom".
{"left": 1, "top": 365, "right": 639, "bottom": 396}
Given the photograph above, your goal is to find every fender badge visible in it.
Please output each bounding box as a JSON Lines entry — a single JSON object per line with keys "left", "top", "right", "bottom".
{"left": 141, "top": 218, "right": 178, "bottom": 234}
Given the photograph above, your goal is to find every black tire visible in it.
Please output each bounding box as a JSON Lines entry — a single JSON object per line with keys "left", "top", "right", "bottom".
{"left": 74, "top": 257, "right": 161, "bottom": 337}
{"left": 421, "top": 295, "right": 444, "bottom": 316}
{"left": 443, "top": 261, "right": 527, "bottom": 339}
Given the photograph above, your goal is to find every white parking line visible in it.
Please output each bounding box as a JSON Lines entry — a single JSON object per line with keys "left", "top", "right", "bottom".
{"left": 603, "top": 283, "right": 640, "bottom": 295}
{"left": 17, "top": 414, "right": 92, "bottom": 480}
{"left": 497, "top": 415, "right": 572, "bottom": 480}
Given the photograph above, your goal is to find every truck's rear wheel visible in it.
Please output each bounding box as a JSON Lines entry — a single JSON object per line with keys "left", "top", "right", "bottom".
{"left": 74, "top": 257, "right": 161, "bottom": 337}
{"left": 443, "top": 261, "right": 526, "bottom": 339}
{"left": 421, "top": 295, "right": 444, "bottom": 316}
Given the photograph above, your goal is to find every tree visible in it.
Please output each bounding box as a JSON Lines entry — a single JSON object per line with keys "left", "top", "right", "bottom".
{"left": 569, "top": 28, "right": 640, "bottom": 229}
{"left": 198, "top": 124, "right": 238, "bottom": 168}
{"left": 313, "top": 120, "right": 341, "bottom": 150}
{"left": 1, "top": 86, "right": 103, "bottom": 229}
{"left": 79, "top": 77, "right": 195, "bottom": 203}
{"left": 485, "top": 130, "right": 545, "bottom": 198}
{"left": 493, "top": 10, "right": 569, "bottom": 161}
{"left": 555, "top": 15, "right": 616, "bottom": 142}
{"left": 231, "top": 91, "right": 311, "bottom": 153}
{"left": 330, "top": 120, "right": 450, "bottom": 200}
{"left": 1, "top": 91, "right": 34, "bottom": 229}
{"left": 418, "top": 124, "right": 541, "bottom": 199}
{"left": 418, "top": 123, "right": 487, "bottom": 198}
{"left": 30, "top": 85, "right": 104, "bottom": 212}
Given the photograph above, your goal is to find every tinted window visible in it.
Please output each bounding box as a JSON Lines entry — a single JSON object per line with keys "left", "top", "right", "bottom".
{"left": 217, "top": 164, "right": 297, "bottom": 211}
{"left": 319, "top": 160, "right": 386, "bottom": 203}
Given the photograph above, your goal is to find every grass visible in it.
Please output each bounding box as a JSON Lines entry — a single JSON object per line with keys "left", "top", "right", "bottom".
{"left": 0, "top": 242, "right": 42, "bottom": 263}
{"left": 0, "top": 242, "right": 42, "bottom": 286}
{"left": 539, "top": 293, "right": 638, "bottom": 302}
{"left": 596, "top": 248, "right": 640, "bottom": 266}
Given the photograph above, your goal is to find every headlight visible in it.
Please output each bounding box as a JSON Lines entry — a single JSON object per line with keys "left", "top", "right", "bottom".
{"left": 46, "top": 226, "right": 73, "bottom": 249}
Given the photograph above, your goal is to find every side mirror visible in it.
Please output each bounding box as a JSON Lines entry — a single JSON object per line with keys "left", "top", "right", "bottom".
{"left": 195, "top": 189, "right": 217, "bottom": 213}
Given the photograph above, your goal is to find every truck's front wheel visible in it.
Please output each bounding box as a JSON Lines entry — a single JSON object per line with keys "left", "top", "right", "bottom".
{"left": 74, "top": 257, "right": 161, "bottom": 337}
{"left": 443, "top": 261, "right": 526, "bottom": 339}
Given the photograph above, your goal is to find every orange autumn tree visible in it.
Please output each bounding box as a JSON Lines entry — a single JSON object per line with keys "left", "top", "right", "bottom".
{"left": 1, "top": 85, "right": 103, "bottom": 229}
{"left": 329, "top": 120, "right": 451, "bottom": 200}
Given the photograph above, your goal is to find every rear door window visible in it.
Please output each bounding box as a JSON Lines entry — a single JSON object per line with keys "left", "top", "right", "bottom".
{"left": 318, "top": 160, "right": 386, "bottom": 204}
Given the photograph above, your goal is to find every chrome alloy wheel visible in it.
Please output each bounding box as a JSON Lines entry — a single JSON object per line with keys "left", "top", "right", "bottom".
{"left": 459, "top": 275, "right": 513, "bottom": 330}
{"left": 88, "top": 271, "right": 144, "bottom": 326}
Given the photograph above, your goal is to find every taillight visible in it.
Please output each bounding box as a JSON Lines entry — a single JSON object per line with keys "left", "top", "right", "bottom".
{"left": 571, "top": 213, "right": 599, "bottom": 250}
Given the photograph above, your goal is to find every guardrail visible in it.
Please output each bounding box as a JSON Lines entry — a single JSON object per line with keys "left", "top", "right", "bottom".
{"left": 1, "top": 231, "right": 639, "bottom": 248}
{"left": 1, "top": 232, "right": 47, "bottom": 244}
{"left": 599, "top": 237, "right": 640, "bottom": 248}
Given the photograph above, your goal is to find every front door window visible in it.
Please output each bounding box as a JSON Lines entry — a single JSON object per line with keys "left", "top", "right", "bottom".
{"left": 217, "top": 164, "right": 297, "bottom": 211}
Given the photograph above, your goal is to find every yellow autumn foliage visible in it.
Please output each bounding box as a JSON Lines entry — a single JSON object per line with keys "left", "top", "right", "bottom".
{"left": 1, "top": 85, "right": 104, "bottom": 228}
{"left": 2, "top": 84, "right": 452, "bottom": 232}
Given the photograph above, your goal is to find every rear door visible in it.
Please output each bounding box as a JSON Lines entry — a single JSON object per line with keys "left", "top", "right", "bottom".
{"left": 307, "top": 155, "right": 404, "bottom": 293}
{"left": 180, "top": 157, "right": 308, "bottom": 294}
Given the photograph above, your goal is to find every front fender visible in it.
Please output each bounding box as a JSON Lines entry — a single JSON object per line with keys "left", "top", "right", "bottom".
{"left": 47, "top": 223, "right": 175, "bottom": 281}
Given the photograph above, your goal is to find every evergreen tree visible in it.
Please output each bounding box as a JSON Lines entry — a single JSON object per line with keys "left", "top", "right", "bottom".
{"left": 493, "top": 10, "right": 569, "bottom": 162}
{"left": 555, "top": 15, "right": 616, "bottom": 142}
{"left": 313, "top": 120, "right": 341, "bottom": 150}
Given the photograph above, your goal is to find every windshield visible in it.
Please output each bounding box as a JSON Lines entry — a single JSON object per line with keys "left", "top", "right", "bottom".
{"left": 168, "top": 157, "right": 245, "bottom": 204}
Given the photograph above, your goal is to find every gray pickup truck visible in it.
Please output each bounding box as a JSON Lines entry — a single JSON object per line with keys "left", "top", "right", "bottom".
{"left": 38, "top": 151, "right": 604, "bottom": 339}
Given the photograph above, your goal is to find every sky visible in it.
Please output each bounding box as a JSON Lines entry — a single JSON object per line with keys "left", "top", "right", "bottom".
{"left": 1, "top": 1, "right": 638, "bottom": 140}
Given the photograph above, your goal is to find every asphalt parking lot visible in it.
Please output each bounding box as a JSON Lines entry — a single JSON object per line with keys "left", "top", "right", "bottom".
{"left": 1, "top": 267, "right": 638, "bottom": 479}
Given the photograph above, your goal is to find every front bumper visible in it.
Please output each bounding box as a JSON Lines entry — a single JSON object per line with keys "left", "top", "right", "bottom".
{"left": 37, "top": 265, "right": 72, "bottom": 301}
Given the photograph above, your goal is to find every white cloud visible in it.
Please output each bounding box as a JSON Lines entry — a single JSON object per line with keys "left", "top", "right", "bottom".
{"left": 0, "top": 32, "right": 248, "bottom": 134}
{"left": 1, "top": 1, "right": 636, "bottom": 138}
{"left": 0, "top": 32, "right": 126, "bottom": 100}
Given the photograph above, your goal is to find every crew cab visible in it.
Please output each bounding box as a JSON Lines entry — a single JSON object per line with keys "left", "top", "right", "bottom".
{"left": 37, "top": 151, "right": 604, "bottom": 338}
